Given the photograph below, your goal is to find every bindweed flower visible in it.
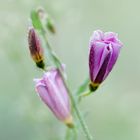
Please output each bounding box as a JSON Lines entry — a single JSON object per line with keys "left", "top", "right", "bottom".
{"left": 34, "top": 68, "right": 73, "bottom": 128}
{"left": 89, "top": 30, "right": 123, "bottom": 91}
{"left": 28, "top": 27, "right": 45, "bottom": 69}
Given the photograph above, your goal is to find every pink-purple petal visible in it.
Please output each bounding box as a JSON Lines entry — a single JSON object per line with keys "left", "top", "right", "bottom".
{"left": 89, "top": 41, "right": 111, "bottom": 81}
{"left": 89, "top": 30, "right": 104, "bottom": 46}
{"left": 103, "top": 43, "right": 121, "bottom": 80}
{"left": 34, "top": 68, "right": 72, "bottom": 123}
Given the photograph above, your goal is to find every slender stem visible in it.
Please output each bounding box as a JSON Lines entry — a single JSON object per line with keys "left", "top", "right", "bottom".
{"left": 65, "top": 128, "right": 71, "bottom": 140}
{"left": 73, "top": 127, "right": 78, "bottom": 140}
{"left": 41, "top": 29, "right": 93, "bottom": 140}
{"left": 65, "top": 127, "right": 77, "bottom": 140}
{"left": 69, "top": 94, "right": 93, "bottom": 140}
{"left": 75, "top": 78, "right": 89, "bottom": 96}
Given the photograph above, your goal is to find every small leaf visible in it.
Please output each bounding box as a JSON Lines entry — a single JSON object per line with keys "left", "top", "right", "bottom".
{"left": 30, "top": 10, "right": 43, "bottom": 30}
{"left": 75, "top": 78, "right": 89, "bottom": 96}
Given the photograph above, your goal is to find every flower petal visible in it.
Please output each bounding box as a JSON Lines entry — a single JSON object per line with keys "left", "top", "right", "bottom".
{"left": 95, "top": 48, "right": 112, "bottom": 83}
{"left": 103, "top": 43, "right": 122, "bottom": 80}
{"left": 35, "top": 68, "right": 71, "bottom": 122}
{"left": 89, "top": 42, "right": 111, "bottom": 81}
{"left": 89, "top": 30, "right": 104, "bottom": 46}
{"left": 55, "top": 70, "right": 70, "bottom": 110}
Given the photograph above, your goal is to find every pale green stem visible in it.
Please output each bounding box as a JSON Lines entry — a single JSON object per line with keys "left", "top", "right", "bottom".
{"left": 41, "top": 29, "right": 93, "bottom": 140}
{"left": 73, "top": 127, "right": 78, "bottom": 140}
{"left": 65, "top": 127, "right": 77, "bottom": 140}
{"left": 65, "top": 128, "right": 71, "bottom": 140}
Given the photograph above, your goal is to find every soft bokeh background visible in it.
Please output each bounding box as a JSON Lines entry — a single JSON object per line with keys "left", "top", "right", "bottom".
{"left": 0, "top": 0, "right": 140, "bottom": 140}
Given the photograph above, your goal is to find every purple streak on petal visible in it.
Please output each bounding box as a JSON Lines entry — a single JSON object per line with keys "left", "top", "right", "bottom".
{"left": 94, "top": 46, "right": 112, "bottom": 83}
{"left": 89, "top": 46, "right": 95, "bottom": 81}
{"left": 55, "top": 70, "right": 70, "bottom": 111}
{"left": 44, "top": 70, "right": 70, "bottom": 120}
{"left": 89, "top": 42, "right": 104, "bottom": 81}
{"left": 89, "top": 41, "right": 111, "bottom": 82}
{"left": 35, "top": 84, "right": 61, "bottom": 119}
{"left": 103, "top": 43, "right": 122, "bottom": 80}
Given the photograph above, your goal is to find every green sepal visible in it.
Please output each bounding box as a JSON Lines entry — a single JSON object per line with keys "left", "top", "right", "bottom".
{"left": 30, "top": 10, "right": 43, "bottom": 30}
{"left": 75, "top": 78, "right": 89, "bottom": 96}
{"left": 89, "top": 83, "right": 99, "bottom": 92}
{"left": 36, "top": 60, "right": 45, "bottom": 70}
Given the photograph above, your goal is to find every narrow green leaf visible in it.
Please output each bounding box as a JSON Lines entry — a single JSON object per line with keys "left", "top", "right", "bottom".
{"left": 75, "top": 78, "right": 89, "bottom": 96}
{"left": 30, "top": 10, "right": 43, "bottom": 30}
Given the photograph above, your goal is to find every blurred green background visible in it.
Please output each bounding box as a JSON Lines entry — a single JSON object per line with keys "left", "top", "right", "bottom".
{"left": 0, "top": 0, "right": 140, "bottom": 140}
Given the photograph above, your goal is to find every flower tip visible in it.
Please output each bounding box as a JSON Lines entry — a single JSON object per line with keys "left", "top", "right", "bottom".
{"left": 33, "top": 78, "right": 38, "bottom": 83}
{"left": 64, "top": 115, "right": 74, "bottom": 128}
{"left": 89, "top": 82, "right": 99, "bottom": 92}
{"left": 46, "top": 19, "right": 56, "bottom": 34}
{"left": 36, "top": 60, "right": 45, "bottom": 70}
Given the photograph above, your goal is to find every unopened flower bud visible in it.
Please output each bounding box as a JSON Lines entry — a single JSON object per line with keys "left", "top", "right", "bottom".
{"left": 37, "top": 7, "right": 56, "bottom": 33}
{"left": 89, "top": 30, "right": 123, "bottom": 91}
{"left": 34, "top": 68, "right": 74, "bottom": 128}
{"left": 28, "top": 27, "right": 45, "bottom": 69}
{"left": 46, "top": 18, "right": 56, "bottom": 33}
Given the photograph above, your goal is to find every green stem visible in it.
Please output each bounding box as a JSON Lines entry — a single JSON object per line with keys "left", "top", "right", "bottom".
{"left": 69, "top": 96, "right": 93, "bottom": 140}
{"left": 75, "top": 78, "right": 89, "bottom": 96}
{"left": 65, "top": 128, "right": 71, "bottom": 140}
{"left": 65, "top": 127, "right": 77, "bottom": 140}
{"left": 41, "top": 29, "right": 93, "bottom": 140}
{"left": 73, "top": 127, "right": 78, "bottom": 140}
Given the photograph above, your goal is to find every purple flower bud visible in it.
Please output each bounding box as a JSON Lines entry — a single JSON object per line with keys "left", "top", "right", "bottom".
{"left": 34, "top": 68, "right": 73, "bottom": 127}
{"left": 28, "top": 27, "right": 45, "bottom": 69}
{"left": 89, "top": 30, "right": 123, "bottom": 90}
